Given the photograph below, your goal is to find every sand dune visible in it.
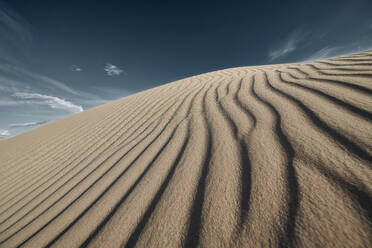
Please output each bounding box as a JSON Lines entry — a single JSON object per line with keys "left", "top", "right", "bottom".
{"left": 0, "top": 51, "right": 371, "bottom": 248}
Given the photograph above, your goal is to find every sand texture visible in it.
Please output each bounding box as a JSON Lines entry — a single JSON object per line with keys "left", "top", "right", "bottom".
{"left": 0, "top": 51, "right": 371, "bottom": 248}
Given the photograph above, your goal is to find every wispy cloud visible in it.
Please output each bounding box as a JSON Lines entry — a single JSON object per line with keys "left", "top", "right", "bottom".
{"left": 0, "top": 3, "right": 80, "bottom": 97}
{"left": 267, "top": 5, "right": 372, "bottom": 64}
{"left": 0, "top": 129, "right": 10, "bottom": 137}
{"left": 303, "top": 46, "right": 340, "bottom": 61}
{"left": 71, "top": 65, "right": 82, "bottom": 72}
{"left": 0, "top": 4, "right": 32, "bottom": 43}
{"left": 302, "top": 44, "right": 372, "bottom": 62}
{"left": 104, "top": 63, "right": 124, "bottom": 76}
{"left": 268, "top": 30, "right": 307, "bottom": 61}
{"left": 0, "top": 4, "right": 121, "bottom": 138}
{"left": 0, "top": 3, "right": 33, "bottom": 64}
{"left": 12, "top": 92, "right": 83, "bottom": 113}
{"left": 9, "top": 120, "right": 47, "bottom": 128}
{"left": 0, "top": 99, "right": 21, "bottom": 106}
{"left": 1, "top": 65, "right": 80, "bottom": 95}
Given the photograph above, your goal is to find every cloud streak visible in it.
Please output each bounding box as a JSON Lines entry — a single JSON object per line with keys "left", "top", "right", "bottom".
{"left": 0, "top": 65, "right": 81, "bottom": 95}
{"left": 9, "top": 120, "right": 47, "bottom": 128}
{"left": 0, "top": 2, "right": 33, "bottom": 64}
{"left": 302, "top": 44, "right": 372, "bottom": 62}
{"left": 12, "top": 92, "right": 83, "bottom": 113}
{"left": 104, "top": 63, "right": 124, "bottom": 76}
{"left": 268, "top": 30, "right": 307, "bottom": 61}
{"left": 0, "top": 4, "right": 128, "bottom": 138}
{"left": 302, "top": 46, "right": 341, "bottom": 61}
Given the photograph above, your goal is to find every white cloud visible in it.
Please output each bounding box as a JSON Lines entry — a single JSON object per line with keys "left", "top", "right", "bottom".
{"left": 0, "top": 129, "right": 10, "bottom": 137}
{"left": 12, "top": 92, "right": 83, "bottom": 113}
{"left": 71, "top": 65, "right": 82, "bottom": 72}
{"left": 104, "top": 63, "right": 124, "bottom": 76}
{"left": 9, "top": 120, "right": 47, "bottom": 128}
{"left": 268, "top": 30, "right": 307, "bottom": 61}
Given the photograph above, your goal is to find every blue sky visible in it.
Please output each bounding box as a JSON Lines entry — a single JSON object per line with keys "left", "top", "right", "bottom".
{"left": 0, "top": 0, "right": 371, "bottom": 137}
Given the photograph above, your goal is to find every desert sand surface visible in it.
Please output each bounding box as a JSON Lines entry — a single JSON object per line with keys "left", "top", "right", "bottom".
{"left": 0, "top": 51, "right": 371, "bottom": 248}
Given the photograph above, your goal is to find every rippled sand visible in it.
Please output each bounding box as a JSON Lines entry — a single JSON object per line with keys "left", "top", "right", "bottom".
{"left": 0, "top": 51, "right": 371, "bottom": 247}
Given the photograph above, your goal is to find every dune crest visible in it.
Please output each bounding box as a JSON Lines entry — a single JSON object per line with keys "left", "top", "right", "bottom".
{"left": 0, "top": 51, "right": 371, "bottom": 247}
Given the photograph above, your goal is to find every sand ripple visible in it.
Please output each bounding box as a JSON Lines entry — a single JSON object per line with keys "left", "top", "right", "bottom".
{"left": 0, "top": 51, "right": 371, "bottom": 247}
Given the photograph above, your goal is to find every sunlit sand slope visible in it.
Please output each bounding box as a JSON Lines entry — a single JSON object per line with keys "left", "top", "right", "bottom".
{"left": 0, "top": 51, "right": 371, "bottom": 248}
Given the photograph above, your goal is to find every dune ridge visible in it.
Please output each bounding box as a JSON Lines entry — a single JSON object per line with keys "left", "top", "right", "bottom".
{"left": 0, "top": 51, "right": 371, "bottom": 247}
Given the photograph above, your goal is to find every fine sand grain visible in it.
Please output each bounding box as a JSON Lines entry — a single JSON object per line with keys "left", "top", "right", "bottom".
{"left": 0, "top": 51, "right": 371, "bottom": 247}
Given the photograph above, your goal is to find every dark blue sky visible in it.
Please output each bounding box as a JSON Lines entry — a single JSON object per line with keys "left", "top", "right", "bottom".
{"left": 1, "top": 0, "right": 372, "bottom": 137}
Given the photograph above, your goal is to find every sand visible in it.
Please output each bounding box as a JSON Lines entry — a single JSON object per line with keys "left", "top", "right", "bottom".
{"left": 0, "top": 51, "right": 371, "bottom": 248}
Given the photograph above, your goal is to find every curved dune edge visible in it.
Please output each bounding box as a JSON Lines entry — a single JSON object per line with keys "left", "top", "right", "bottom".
{"left": 0, "top": 51, "right": 371, "bottom": 248}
